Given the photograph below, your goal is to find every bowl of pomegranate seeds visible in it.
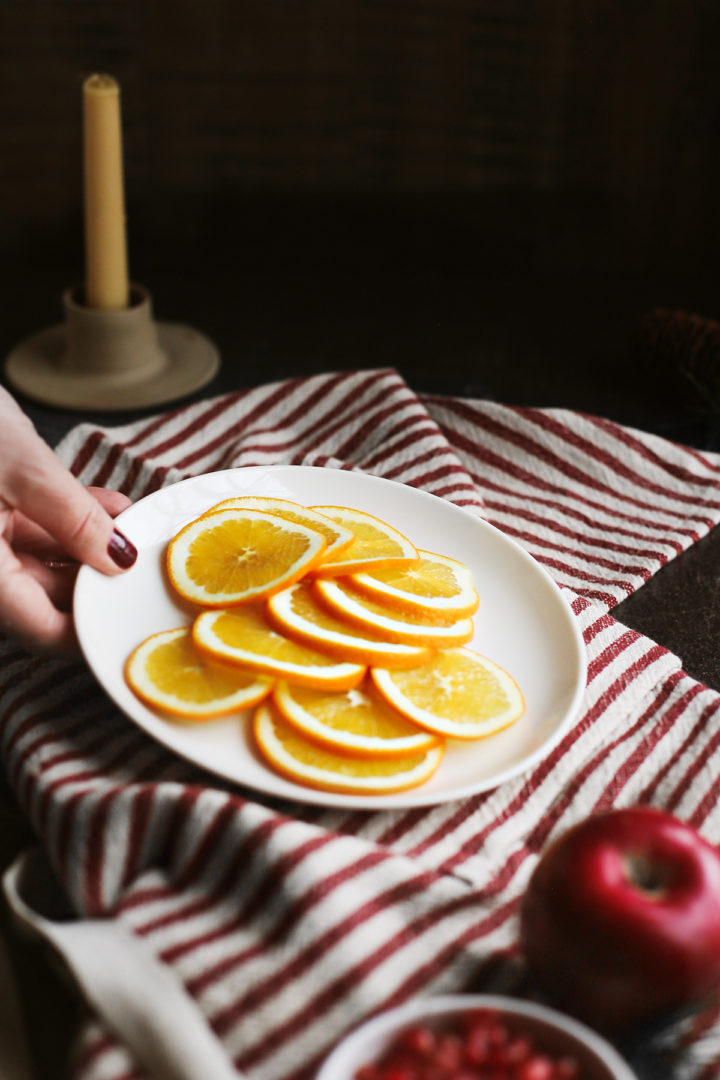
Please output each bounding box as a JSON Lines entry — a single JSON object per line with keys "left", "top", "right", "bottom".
{"left": 315, "top": 995, "right": 637, "bottom": 1080}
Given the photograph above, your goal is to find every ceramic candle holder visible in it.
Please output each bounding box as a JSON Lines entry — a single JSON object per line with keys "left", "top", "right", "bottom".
{"left": 5, "top": 283, "right": 220, "bottom": 411}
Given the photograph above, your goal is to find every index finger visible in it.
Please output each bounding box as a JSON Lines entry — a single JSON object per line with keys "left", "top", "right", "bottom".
{"left": 1, "top": 421, "right": 136, "bottom": 576}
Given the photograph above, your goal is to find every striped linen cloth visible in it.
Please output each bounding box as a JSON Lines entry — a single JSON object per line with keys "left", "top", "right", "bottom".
{"left": 3, "top": 367, "right": 720, "bottom": 1080}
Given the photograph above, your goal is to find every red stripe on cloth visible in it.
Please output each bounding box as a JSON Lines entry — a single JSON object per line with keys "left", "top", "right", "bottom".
{"left": 688, "top": 723, "right": 720, "bottom": 829}
{"left": 388, "top": 461, "right": 480, "bottom": 495}
{"left": 522, "top": 676, "right": 690, "bottom": 850}
{"left": 516, "top": 550, "right": 632, "bottom": 605}
{"left": 680, "top": 999, "right": 720, "bottom": 1057}
{"left": 439, "top": 413, "right": 707, "bottom": 534}
{"left": 435, "top": 397, "right": 720, "bottom": 521}
{"left": 84, "top": 786, "right": 125, "bottom": 915}
{"left": 191, "top": 379, "right": 418, "bottom": 474}
{"left": 476, "top": 473, "right": 688, "bottom": 552}
{"left": 132, "top": 377, "right": 310, "bottom": 462}
{"left": 136, "top": 815, "right": 285, "bottom": 937}
{"left": 375, "top": 806, "right": 442, "bottom": 849}
{"left": 638, "top": 697, "right": 716, "bottom": 808}
{"left": 49, "top": 744, "right": 170, "bottom": 887}
{"left": 522, "top": 406, "right": 720, "bottom": 512}
{"left": 29, "top": 725, "right": 144, "bottom": 834}
{"left": 698, "top": 1056, "right": 720, "bottom": 1080}
{"left": 484, "top": 497, "right": 673, "bottom": 562}
{"left": 331, "top": 401, "right": 430, "bottom": 463}
{"left": 172, "top": 370, "right": 390, "bottom": 472}
{"left": 137, "top": 463, "right": 174, "bottom": 498}
{"left": 68, "top": 429, "right": 105, "bottom": 478}
{"left": 170, "top": 844, "right": 385, "bottom": 981}
{"left": 355, "top": 891, "right": 522, "bottom": 1025}
{"left": 498, "top": 521, "right": 650, "bottom": 579}
{"left": 15, "top": 720, "right": 117, "bottom": 812}
{"left": 189, "top": 851, "right": 417, "bottom": 1010}
{"left": 361, "top": 422, "right": 452, "bottom": 470}
{"left": 438, "top": 644, "right": 668, "bottom": 874}
{"left": 183, "top": 849, "right": 388, "bottom": 996}
{"left": 1, "top": 666, "right": 84, "bottom": 759}
{"left": 119, "top": 784, "right": 160, "bottom": 890}
{"left": 586, "top": 414, "right": 720, "bottom": 484}
{"left": 592, "top": 683, "right": 708, "bottom": 812}
{"left": 585, "top": 627, "right": 645, "bottom": 682}
{"left": 668, "top": 701, "right": 720, "bottom": 818}
{"left": 232, "top": 860, "right": 523, "bottom": 1073}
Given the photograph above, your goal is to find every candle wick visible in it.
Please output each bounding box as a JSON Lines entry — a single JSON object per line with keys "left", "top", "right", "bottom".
{"left": 84, "top": 73, "right": 119, "bottom": 95}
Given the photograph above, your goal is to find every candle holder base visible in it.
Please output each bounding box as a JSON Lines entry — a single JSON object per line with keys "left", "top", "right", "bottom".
{"left": 5, "top": 284, "right": 220, "bottom": 412}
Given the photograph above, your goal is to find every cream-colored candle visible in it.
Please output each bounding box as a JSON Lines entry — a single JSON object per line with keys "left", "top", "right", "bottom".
{"left": 83, "top": 73, "right": 129, "bottom": 309}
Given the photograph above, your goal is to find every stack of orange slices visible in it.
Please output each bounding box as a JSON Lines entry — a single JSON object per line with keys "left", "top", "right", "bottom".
{"left": 124, "top": 495, "right": 524, "bottom": 796}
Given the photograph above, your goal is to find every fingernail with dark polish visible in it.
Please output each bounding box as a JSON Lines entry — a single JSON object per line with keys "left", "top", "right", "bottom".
{"left": 108, "top": 529, "right": 137, "bottom": 569}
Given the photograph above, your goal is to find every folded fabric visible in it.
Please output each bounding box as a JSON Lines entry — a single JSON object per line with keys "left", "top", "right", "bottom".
{"left": 2, "top": 367, "right": 720, "bottom": 1080}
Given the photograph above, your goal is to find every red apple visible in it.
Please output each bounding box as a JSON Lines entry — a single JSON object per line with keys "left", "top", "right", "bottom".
{"left": 520, "top": 807, "right": 720, "bottom": 1033}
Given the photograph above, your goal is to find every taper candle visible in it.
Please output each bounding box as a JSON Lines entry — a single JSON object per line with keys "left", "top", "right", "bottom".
{"left": 83, "top": 74, "right": 129, "bottom": 309}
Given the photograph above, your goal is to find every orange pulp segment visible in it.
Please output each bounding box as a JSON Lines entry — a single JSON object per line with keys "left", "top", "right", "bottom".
{"left": 308, "top": 506, "right": 418, "bottom": 576}
{"left": 203, "top": 497, "right": 354, "bottom": 561}
{"left": 253, "top": 700, "right": 444, "bottom": 794}
{"left": 272, "top": 677, "right": 441, "bottom": 757}
{"left": 167, "top": 509, "right": 327, "bottom": 607}
{"left": 193, "top": 605, "right": 365, "bottom": 689}
{"left": 350, "top": 550, "right": 479, "bottom": 619}
{"left": 371, "top": 647, "right": 525, "bottom": 739}
{"left": 312, "top": 578, "right": 475, "bottom": 646}
{"left": 267, "top": 582, "right": 433, "bottom": 668}
{"left": 124, "top": 627, "right": 273, "bottom": 719}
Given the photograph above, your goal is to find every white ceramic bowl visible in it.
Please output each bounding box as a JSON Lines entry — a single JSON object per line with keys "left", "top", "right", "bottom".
{"left": 315, "top": 995, "right": 638, "bottom": 1080}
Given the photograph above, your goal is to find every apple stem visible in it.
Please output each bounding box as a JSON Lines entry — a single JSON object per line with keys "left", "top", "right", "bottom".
{"left": 624, "top": 853, "right": 668, "bottom": 896}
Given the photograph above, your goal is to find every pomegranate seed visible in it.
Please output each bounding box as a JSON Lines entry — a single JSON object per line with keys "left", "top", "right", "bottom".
{"left": 504, "top": 1035, "right": 533, "bottom": 1065}
{"left": 354, "top": 1066, "right": 379, "bottom": 1080}
{"left": 379, "top": 1065, "right": 416, "bottom": 1080}
{"left": 397, "top": 1026, "right": 436, "bottom": 1058}
{"left": 416, "top": 1067, "right": 446, "bottom": 1080}
{"left": 354, "top": 1010, "right": 586, "bottom": 1080}
{"left": 554, "top": 1057, "right": 581, "bottom": 1080}
{"left": 518, "top": 1054, "right": 555, "bottom": 1080}
{"left": 431, "top": 1033, "right": 463, "bottom": 1071}
{"left": 487, "top": 1021, "right": 510, "bottom": 1047}
{"left": 464, "top": 1025, "right": 490, "bottom": 1065}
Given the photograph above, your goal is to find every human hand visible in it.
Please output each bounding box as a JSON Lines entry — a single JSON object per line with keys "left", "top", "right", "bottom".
{"left": 0, "top": 387, "right": 136, "bottom": 656}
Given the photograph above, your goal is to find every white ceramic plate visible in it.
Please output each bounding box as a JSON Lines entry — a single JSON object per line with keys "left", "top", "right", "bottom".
{"left": 74, "top": 466, "right": 587, "bottom": 809}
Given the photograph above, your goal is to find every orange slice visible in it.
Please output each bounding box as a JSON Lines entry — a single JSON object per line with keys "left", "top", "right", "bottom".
{"left": 272, "top": 678, "right": 441, "bottom": 757}
{"left": 308, "top": 506, "right": 418, "bottom": 577}
{"left": 167, "top": 509, "right": 327, "bottom": 607}
{"left": 312, "top": 578, "right": 475, "bottom": 647}
{"left": 266, "top": 582, "right": 434, "bottom": 669}
{"left": 125, "top": 627, "right": 273, "bottom": 719}
{"left": 371, "top": 647, "right": 524, "bottom": 740}
{"left": 253, "top": 700, "right": 444, "bottom": 794}
{"left": 350, "top": 550, "right": 479, "bottom": 620}
{"left": 204, "top": 497, "right": 354, "bottom": 561}
{"left": 193, "top": 606, "right": 365, "bottom": 689}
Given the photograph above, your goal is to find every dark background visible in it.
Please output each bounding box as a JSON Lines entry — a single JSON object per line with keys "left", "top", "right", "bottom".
{"left": 1, "top": 4, "right": 720, "bottom": 1078}
{"left": 3, "top": 0, "right": 720, "bottom": 435}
